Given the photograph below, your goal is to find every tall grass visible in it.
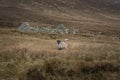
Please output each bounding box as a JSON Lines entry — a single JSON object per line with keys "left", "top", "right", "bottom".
{"left": 0, "top": 28, "right": 120, "bottom": 80}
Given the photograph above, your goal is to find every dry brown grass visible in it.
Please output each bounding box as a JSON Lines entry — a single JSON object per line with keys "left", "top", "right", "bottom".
{"left": 0, "top": 28, "right": 120, "bottom": 80}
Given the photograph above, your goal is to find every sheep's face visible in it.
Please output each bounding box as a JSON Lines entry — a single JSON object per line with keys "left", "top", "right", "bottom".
{"left": 57, "top": 41, "right": 68, "bottom": 50}
{"left": 57, "top": 40, "right": 61, "bottom": 45}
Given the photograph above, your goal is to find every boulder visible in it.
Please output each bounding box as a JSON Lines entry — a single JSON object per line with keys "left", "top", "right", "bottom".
{"left": 56, "top": 24, "right": 66, "bottom": 30}
{"left": 18, "top": 22, "right": 32, "bottom": 32}
{"left": 65, "top": 29, "right": 70, "bottom": 34}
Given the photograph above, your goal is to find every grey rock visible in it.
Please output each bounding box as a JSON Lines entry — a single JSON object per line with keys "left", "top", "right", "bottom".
{"left": 72, "top": 29, "right": 79, "bottom": 34}
{"left": 65, "top": 29, "right": 70, "bottom": 34}
{"left": 50, "top": 29, "right": 57, "bottom": 33}
{"left": 30, "top": 27, "right": 39, "bottom": 32}
{"left": 18, "top": 22, "right": 31, "bottom": 32}
{"left": 56, "top": 24, "right": 66, "bottom": 30}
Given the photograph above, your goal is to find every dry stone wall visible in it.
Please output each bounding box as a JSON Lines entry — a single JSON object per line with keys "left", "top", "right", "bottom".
{"left": 18, "top": 22, "right": 79, "bottom": 34}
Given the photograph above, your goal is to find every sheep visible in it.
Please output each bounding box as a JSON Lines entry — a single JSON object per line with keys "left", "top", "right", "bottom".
{"left": 56, "top": 39, "right": 68, "bottom": 50}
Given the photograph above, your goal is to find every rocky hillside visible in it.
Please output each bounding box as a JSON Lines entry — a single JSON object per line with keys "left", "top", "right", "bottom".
{"left": 0, "top": 0, "right": 120, "bottom": 35}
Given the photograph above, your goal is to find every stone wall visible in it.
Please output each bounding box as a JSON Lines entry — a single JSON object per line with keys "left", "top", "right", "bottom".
{"left": 18, "top": 22, "right": 79, "bottom": 34}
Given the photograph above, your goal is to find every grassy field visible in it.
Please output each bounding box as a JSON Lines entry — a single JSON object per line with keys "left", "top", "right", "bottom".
{"left": 0, "top": 28, "right": 120, "bottom": 80}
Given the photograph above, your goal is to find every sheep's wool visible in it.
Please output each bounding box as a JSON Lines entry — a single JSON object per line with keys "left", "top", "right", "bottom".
{"left": 57, "top": 42, "right": 68, "bottom": 49}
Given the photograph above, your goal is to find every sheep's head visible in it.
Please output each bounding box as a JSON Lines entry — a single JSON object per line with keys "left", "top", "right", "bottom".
{"left": 57, "top": 40, "right": 61, "bottom": 44}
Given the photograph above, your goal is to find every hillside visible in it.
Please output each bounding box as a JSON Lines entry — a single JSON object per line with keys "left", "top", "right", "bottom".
{"left": 0, "top": 0, "right": 120, "bottom": 35}
{"left": 0, "top": 1, "right": 120, "bottom": 80}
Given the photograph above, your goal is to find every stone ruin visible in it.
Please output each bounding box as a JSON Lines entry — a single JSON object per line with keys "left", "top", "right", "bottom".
{"left": 18, "top": 22, "right": 79, "bottom": 34}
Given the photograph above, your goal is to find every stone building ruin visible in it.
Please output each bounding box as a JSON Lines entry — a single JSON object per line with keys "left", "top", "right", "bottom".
{"left": 18, "top": 22, "right": 79, "bottom": 35}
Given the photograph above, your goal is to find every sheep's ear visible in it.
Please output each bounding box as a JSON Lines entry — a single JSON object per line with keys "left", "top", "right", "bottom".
{"left": 57, "top": 42, "right": 59, "bottom": 44}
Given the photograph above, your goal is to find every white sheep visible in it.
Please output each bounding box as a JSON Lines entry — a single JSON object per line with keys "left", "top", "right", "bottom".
{"left": 56, "top": 39, "right": 68, "bottom": 50}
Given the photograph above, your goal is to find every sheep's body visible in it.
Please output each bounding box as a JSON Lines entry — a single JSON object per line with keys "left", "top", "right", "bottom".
{"left": 57, "top": 40, "right": 68, "bottom": 50}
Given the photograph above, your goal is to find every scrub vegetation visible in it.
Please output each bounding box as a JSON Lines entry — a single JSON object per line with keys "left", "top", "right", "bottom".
{"left": 0, "top": 28, "right": 120, "bottom": 80}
